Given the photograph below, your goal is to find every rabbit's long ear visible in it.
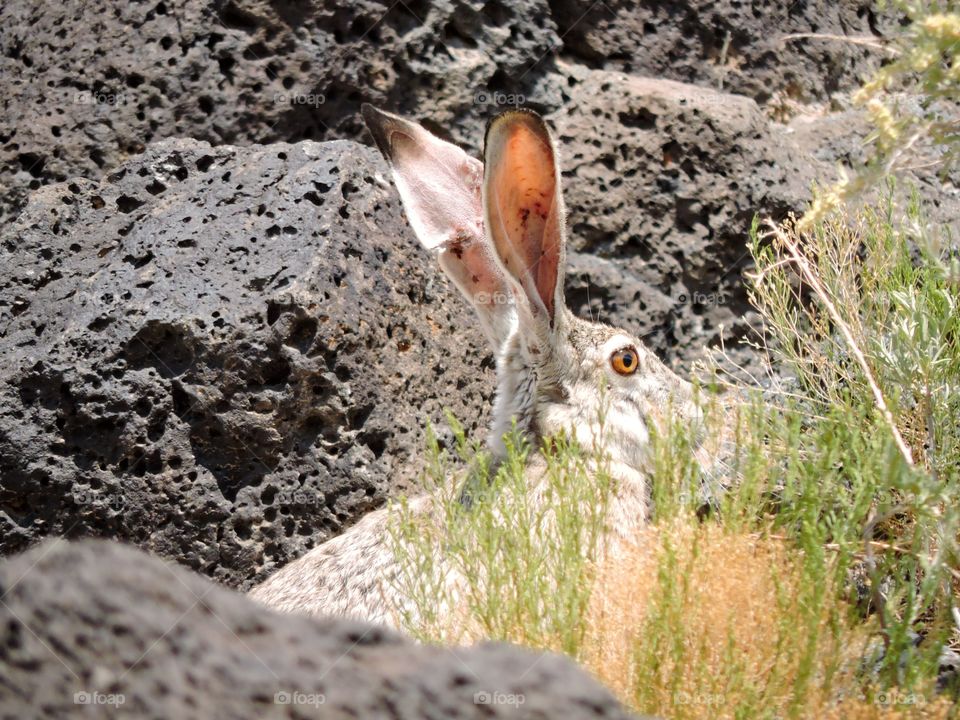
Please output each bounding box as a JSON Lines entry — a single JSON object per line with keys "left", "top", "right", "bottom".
{"left": 483, "top": 110, "right": 566, "bottom": 334}
{"left": 362, "top": 104, "right": 515, "bottom": 351}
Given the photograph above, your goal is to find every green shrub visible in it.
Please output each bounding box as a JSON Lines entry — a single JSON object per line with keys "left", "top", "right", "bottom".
{"left": 384, "top": 6, "right": 960, "bottom": 716}
{"left": 742, "top": 196, "right": 960, "bottom": 693}
{"left": 386, "top": 195, "right": 959, "bottom": 719}
{"left": 801, "top": 1, "right": 959, "bottom": 230}
{"left": 388, "top": 415, "right": 615, "bottom": 653}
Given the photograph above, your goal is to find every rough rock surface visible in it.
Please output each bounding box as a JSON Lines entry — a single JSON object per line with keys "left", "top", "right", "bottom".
{"left": 0, "top": 539, "right": 643, "bottom": 719}
{"left": 2, "top": 2, "right": 956, "bottom": 713}
{"left": 0, "top": 73, "right": 846, "bottom": 583}
{"left": 0, "top": 137, "right": 491, "bottom": 589}
{"left": 3, "top": 0, "right": 958, "bottom": 594}
{"left": 1, "top": 0, "right": 888, "bottom": 223}
{"left": 786, "top": 108, "right": 960, "bottom": 227}
{"left": 0, "top": 0, "right": 561, "bottom": 224}
{"left": 549, "top": 0, "right": 883, "bottom": 107}
{"left": 553, "top": 70, "right": 822, "bottom": 365}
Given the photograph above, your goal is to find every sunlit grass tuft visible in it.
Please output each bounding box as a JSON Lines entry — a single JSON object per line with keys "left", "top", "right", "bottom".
{"left": 585, "top": 519, "right": 867, "bottom": 719}
{"left": 387, "top": 195, "right": 959, "bottom": 718}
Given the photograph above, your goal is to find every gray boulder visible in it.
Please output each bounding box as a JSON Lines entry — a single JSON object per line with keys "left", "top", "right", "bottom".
{"left": 552, "top": 70, "right": 821, "bottom": 367}
{"left": 0, "top": 538, "right": 643, "bottom": 719}
{"left": 549, "top": 0, "right": 883, "bottom": 106}
{"left": 786, "top": 108, "right": 960, "bottom": 227}
{"left": 0, "top": 72, "right": 835, "bottom": 585}
{"left": 4, "top": 74, "right": 956, "bottom": 586}
{"left": 0, "top": 137, "right": 491, "bottom": 589}
{"left": 0, "top": 0, "right": 890, "bottom": 223}
{"left": 6, "top": 62, "right": 922, "bottom": 585}
{"left": 0, "top": 0, "right": 560, "bottom": 224}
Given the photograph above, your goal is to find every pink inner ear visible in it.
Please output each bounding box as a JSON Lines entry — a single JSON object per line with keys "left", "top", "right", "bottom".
{"left": 380, "top": 118, "right": 515, "bottom": 348}
{"left": 442, "top": 237, "right": 506, "bottom": 300}
{"left": 486, "top": 118, "right": 563, "bottom": 321}
{"left": 389, "top": 132, "right": 485, "bottom": 252}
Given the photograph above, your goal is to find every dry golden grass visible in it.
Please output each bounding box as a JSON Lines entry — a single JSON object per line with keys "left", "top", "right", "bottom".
{"left": 816, "top": 700, "right": 955, "bottom": 719}
{"left": 581, "top": 519, "right": 951, "bottom": 720}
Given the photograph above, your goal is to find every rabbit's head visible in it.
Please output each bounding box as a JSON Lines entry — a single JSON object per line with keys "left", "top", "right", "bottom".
{"left": 363, "top": 105, "right": 700, "bottom": 481}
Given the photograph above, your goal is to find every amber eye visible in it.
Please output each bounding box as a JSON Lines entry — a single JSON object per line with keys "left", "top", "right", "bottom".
{"left": 610, "top": 346, "right": 639, "bottom": 376}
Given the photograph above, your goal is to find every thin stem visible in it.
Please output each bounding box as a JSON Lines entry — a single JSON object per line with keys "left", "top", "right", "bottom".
{"left": 780, "top": 33, "right": 899, "bottom": 55}
{"left": 762, "top": 220, "right": 915, "bottom": 468}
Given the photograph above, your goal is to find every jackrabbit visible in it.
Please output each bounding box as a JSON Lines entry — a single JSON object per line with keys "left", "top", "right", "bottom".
{"left": 248, "top": 105, "right": 719, "bottom": 626}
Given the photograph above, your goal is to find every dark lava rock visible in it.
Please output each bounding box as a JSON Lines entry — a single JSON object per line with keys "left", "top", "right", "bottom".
{"left": 551, "top": 71, "right": 823, "bottom": 367}
{"left": 3, "top": 83, "right": 956, "bottom": 586}
{"left": 549, "top": 0, "right": 883, "bottom": 107}
{"left": 0, "top": 538, "right": 644, "bottom": 719}
{"left": 0, "top": 0, "right": 561, "bottom": 224}
{"left": 0, "top": 73, "right": 903, "bottom": 584}
{"left": 786, "top": 108, "right": 960, "bottom": 227}
{"left": 0, "top": 0, "right": 890, "bottom": 223}
{"left": 0, "top": 137, "right": 492, "bottom": 589}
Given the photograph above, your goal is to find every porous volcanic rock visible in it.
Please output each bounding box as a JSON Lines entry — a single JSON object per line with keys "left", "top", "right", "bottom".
{"left": 0, "top": 136, "right": 492, "bottom": 588}
{"left": 6, "top": 74, "right": 954, "bottom": 585}
{"left": 0, "top": 0, "right": 561, "bottom": 223}
{"left": 2, "top": 69, "right": 890, "bottom": 583}
{"left": 549, "top": 0, "right": 884, "bottom": 107}
{"left": 0, "top": 0, "right": 892, "bottom": 223}
{"left": 552, "top": 70, "right": 823, "bottom": 367}
{"left": 0, "top": 538, "right": 644, "bottom": 720}
{"left": 786, "top": 108, "right": 960, "bottom": 227}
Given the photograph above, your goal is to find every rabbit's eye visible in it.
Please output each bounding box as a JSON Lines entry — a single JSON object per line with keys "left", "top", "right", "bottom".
{"left": 610, "top": 346, "right": 639, "bottom": 376}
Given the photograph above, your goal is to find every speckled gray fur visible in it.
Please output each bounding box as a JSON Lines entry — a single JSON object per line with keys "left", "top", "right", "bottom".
{"left": 249, "top": 108, "right": 727, "bottom": 625}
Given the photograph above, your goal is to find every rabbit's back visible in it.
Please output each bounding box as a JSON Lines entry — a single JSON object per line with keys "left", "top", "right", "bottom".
{"left": 249, "top": 495, "right": 434, "bottom": 625}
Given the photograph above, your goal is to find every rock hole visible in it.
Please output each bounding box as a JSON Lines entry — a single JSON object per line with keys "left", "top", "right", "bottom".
{"left": 116, "top": 195, "right": 145, "bottom": 213}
